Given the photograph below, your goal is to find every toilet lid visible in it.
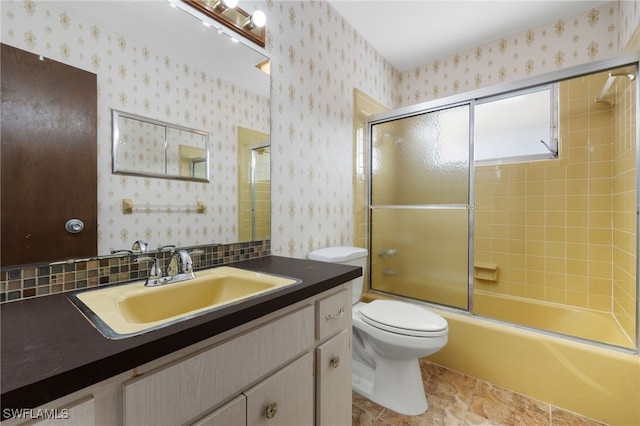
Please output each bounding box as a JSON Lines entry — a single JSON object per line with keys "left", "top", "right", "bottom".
{"left": 358, "top": 300, "right": 448, "bottom": 337}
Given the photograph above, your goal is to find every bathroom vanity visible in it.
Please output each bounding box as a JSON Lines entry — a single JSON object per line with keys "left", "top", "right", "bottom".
{"left": 0, "top": 256, "right": 360, "bottom": 425}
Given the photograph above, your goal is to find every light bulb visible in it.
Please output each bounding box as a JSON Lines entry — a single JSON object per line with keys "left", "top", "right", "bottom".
{"left": 220, "top": 0, "right": 238, "bottom": 8}
{"left": 249, "top": 10, "right": 266, "bottom": 28}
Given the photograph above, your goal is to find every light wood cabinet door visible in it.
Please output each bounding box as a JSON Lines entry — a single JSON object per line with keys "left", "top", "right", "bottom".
{"left": 190, "top": 395, "right": 246, "bottom": 426}
{"left": 244, "top": 353, "right": 313, "bottom": 426}
{"left": 32, "top": 396, "right": 95, "bottom": 426}
{"left": 123, "top": 305, "right": 313, "bottom": 425}
{"left": 316, "top": 329, "right": 352, "bottom": 426}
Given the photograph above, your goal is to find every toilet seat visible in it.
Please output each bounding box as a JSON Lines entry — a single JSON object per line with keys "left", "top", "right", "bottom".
{"left": 358, "top": 300, "right": 448, "bottom": 337}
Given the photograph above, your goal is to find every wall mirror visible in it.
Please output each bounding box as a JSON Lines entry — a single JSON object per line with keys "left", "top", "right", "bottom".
{"left": 0, "top": 0, "right": 270, "bottom": 268}
{"left": 112, "top": 110, "right": 210, "bottom": 182}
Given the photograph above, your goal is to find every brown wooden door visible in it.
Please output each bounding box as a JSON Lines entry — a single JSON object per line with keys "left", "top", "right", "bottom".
{"left": 1, "top": 43, "right": 97, "bottom": 267}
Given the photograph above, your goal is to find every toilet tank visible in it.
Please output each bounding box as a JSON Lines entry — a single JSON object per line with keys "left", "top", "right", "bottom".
{"left": 308, "top": 246, "right": 368, "bottom": 304}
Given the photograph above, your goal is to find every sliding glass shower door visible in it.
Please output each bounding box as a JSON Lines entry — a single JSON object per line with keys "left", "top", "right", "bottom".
{"left": 369, "top": 104, "right": 471, "bottom": 309}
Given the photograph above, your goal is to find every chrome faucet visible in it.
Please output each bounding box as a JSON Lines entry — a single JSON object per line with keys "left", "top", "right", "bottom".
{"left": 136, "top": 248, "right": 200, "bottom": 287}
{"left": 167, "top": 250, "right": 194, "bottom": 277}
{"left": 157, "top": 244, "right": 176, "bottom": 253}
{"left": 112, "top": 239, "right": 150, "bottom": 255}
{"left": 135, "top": 256, "right": 166, "bottom": 286}
{"left": 132, "top": 240, "right": 148, "bottom": 253}
{"left": 110, "top": 249, "right": 133, "bottom": 255}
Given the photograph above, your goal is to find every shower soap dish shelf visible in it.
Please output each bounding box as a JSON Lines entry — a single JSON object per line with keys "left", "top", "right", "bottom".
{"left": 473, "top": 263, "right": 499, "bottom": 282}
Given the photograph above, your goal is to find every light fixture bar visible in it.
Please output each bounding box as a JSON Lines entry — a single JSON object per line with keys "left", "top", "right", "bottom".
{"left": 181, "top": 0, "right": 266, "bottom": 47}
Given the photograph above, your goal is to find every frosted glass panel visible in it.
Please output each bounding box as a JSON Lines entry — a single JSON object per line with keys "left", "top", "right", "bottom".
{"left": 371, "top": 104, "right": 470, "bottom": 205}
{"left": 370, "top": 208, "right": 469, "bottom": 309}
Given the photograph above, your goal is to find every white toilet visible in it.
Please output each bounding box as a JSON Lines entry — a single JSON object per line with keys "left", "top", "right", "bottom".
{"left": 308, "top": 246, "right": 448, "bottom": 416}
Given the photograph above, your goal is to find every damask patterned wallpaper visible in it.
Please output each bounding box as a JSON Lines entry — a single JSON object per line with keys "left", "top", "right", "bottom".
{"left": 397, "top": 2, "right": 631, "bottom": 105}
{"left": 1, "top": 0, "right": 269, "bottom": 254}
{"left": 261, "top": 0, "right": 400, "bottom": 257}
{"left": 620, "top": 0, "right": 640, "bottom": 50}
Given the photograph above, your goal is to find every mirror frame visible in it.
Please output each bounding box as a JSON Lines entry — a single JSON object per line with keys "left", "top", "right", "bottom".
{"left": 112, "top": 109, "right": 211, "bottom": 182}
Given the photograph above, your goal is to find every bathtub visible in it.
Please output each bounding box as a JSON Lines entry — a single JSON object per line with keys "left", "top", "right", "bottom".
{"left": 473, "top": 291, "right": 634, "bottom": 349}
{"left": 427, "top": 308, "right": 640, "bottom": 426}
{"left": 364, "top": 292, "right": 640, "bottom": 425}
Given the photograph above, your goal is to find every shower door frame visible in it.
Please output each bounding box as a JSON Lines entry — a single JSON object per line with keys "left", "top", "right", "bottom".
{"left": 365, "top": 51, "right": 640, "bottom": 353}
{"left": 367, "top": 100, "right": 475, "bottom": 311}
{"left": 250, "top": 143, "right": 270, "bottom": 241}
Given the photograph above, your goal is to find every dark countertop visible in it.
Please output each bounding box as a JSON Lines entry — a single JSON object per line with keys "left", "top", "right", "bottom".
{"left": 1, "top": 256, "right": 361, "bottom": 414}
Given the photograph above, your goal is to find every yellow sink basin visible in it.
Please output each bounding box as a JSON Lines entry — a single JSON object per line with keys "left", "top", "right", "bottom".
{"left": 69, "top": 267, "right": 300, "bottom": 339}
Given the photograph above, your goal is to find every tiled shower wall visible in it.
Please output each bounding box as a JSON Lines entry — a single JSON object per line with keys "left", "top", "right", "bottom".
{"left": 238, "top": 127, "right": 271, "bottom": 242}
{"left": 613, "top": 73, "right": 637, "bottom": 339}
{"left": 474, "top": 70, "right": 636, "bottom": 319}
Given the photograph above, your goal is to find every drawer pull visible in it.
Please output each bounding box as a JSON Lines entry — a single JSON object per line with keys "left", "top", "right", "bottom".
{"left": 265, "top": 403, "right": 278, "bottom": 419}
{"left": 330, "top": 356, "right": 340, "bottom": 368}
{"left": 325, "top": 307, "right": 344, "bottom": 321}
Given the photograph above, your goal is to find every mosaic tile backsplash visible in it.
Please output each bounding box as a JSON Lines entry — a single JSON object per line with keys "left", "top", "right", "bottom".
{"left": 0, "top": 240, "right": 270, "bottom": 303}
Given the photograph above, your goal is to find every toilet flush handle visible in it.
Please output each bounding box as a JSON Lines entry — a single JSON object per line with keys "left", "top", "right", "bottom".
{"left": 324, "top": 307, "right": 344, "bottom": 321}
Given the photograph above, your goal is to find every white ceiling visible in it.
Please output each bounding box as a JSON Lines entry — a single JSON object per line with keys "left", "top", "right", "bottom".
{"left": 328, "top": 0, "right": 611, "bottom": 72}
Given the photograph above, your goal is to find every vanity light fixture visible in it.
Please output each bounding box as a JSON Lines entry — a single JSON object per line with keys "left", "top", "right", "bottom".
{"left": 182, "top": 0, "right": 266, "bottom": 47}
{"left": 244, "top": 10, "right": 266, "bottom": 29}
{"left": 211, "top": 0, "right": 238, "bottom": 11}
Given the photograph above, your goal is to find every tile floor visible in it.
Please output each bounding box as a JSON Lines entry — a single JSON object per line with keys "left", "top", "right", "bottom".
{"left": 352, "top": 360, "right": 608, "bottom": 426}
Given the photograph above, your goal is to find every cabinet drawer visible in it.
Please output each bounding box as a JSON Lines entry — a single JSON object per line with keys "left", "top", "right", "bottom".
{"left": 191, "top": 395, "right": 246, "bottom": 426}
{"left": 123, "top": 305, "right": 314, "bottom": 426}
{"left": 316, "top": 288, "right": 350, "bottom": 341}
{"left": 316, "top": 329, "right": 351, "bottom": 426}
{"left": 244, "top": 353, "right": 313, "bottom": 426}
